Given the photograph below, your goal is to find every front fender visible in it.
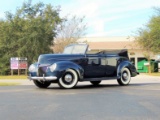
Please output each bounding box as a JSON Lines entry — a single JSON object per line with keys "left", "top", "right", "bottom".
{"left": 49, "top": 61, "right": 84, "bottom": 80}
{"left": 28, "top": 62, "right": 38, "bottom": 76}
{"left": 117, "top": 61, "right": 136, "bottom": 79}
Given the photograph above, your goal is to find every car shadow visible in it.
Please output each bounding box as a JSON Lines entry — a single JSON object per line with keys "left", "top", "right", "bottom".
{"left": 46, "top": 82, "right": 157, "bottom": 90}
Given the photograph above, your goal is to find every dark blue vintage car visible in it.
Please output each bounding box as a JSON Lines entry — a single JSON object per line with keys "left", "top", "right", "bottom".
{"left": 28, "top": 44, "right": 139, "bottom": 89}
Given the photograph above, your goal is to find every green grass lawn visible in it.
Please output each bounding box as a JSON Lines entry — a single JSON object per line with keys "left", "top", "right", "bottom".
{"left": 148, "top": 73, "right": 160, "bottom": 76}
{"left": 0, "top": 82, "right": 20, "bottom": 86}
{"left": 0, "top": 75, "right": 27, "bottom": 79}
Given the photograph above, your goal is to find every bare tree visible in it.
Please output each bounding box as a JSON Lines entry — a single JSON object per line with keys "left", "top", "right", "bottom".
{"left": 53, "top": 16, "right": 87, "bottom": 53}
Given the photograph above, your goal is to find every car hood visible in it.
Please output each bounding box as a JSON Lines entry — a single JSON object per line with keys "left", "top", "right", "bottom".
{"left": 38, "top": 54, "right": 85, "bottom": 65}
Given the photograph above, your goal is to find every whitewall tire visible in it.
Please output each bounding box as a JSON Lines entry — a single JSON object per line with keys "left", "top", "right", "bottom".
{"left": 117, "top": 68, "right": 131, "bottom": 86}
{"left": 58, "top": 69, "right": 78, "bottom": 89}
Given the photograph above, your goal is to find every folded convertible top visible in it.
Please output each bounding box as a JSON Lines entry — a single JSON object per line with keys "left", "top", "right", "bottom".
{"left": 97, "top": 49, "right": 129, "bottom": 58}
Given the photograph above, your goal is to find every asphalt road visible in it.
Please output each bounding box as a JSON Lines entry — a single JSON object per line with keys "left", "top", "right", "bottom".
{"left": 0, "top": 75, "right": 160, "bottom": 120}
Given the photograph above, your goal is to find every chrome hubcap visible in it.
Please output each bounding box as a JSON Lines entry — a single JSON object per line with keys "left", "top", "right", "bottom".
{"left": 64, "top": 74, "right": 72, "bottom": 82}
{"left": 123, "top": 72, "right": 128, "bottom": 79}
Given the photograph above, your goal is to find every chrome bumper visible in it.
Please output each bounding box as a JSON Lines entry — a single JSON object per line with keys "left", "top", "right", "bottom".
{"left": 28, "top": 74, "right": 57, "bottom": 81}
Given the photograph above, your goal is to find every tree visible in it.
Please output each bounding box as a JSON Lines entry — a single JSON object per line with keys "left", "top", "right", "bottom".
{"left": 53, "top": 16, "right": 87, "bottom": 53}
{"left": 0, "top": 1, "right": 61, "bottom": 74}
{"left": 135, "top": 8, "right": 160, "bottom": 54}
{"left": 135, "top": 8, "right": 160, "bottom": 73}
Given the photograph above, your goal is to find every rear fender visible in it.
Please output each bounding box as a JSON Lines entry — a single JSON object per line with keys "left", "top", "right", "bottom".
{"left": 117, "top": 61, "right": 132, "bottom": 79}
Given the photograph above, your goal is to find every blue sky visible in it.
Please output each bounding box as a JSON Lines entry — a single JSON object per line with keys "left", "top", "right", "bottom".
{"left": 0, "top": 0, "right": 160, "bottom": 37}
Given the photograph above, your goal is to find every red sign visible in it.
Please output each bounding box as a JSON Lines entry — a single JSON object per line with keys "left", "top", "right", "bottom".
{"left": 19, "top": 62, "right": 28, "bottom": 69}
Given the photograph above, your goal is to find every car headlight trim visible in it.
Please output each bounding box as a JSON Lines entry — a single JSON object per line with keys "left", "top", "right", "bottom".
{"left": 29, "top": 64, "right": 36, "bottom": 72}
{"left": 49, "top": 63, "right": 57, "bottom": 72}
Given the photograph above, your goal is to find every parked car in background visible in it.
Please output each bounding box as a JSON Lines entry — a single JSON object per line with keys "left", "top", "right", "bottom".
{"left": 28, "top": 44, "right": 139, "bottom": 89}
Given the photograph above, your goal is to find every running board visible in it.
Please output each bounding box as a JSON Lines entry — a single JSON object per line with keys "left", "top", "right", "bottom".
{"left": 82, "top": 77, "right": 117, "bottom": 81}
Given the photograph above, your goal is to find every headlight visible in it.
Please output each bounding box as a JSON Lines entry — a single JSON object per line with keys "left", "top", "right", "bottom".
{"left": 49, "top": 63, "right": 57, "bottom": 72}
{"left": 29, "top": 64, "right": 37, "bottom": 72}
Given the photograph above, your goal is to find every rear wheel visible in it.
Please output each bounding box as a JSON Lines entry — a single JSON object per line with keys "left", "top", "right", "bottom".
{"left": 58, "top": 69, "right": 78, "bottom": 89}
{"left": 90, "top": 81, "right": 101, "bottom": 86}
{"left": 117, "top": 67, "right": 131, "bottom": 86}
{"left": 33, "top": 80, "right": 51, "bottom": 88}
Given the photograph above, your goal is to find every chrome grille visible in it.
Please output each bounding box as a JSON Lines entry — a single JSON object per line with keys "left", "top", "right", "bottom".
{"left": 37, "top": 66, "right": 48, "bottom": 76}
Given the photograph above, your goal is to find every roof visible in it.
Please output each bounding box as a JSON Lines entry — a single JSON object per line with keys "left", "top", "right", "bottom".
{"left": 88, "top": 41, "right": 140, "bottom": 50}
{"left": 79, "top": 36, "right": 135, "bottom": 42}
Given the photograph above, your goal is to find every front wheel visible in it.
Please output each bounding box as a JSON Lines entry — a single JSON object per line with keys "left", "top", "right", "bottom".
{"left": 58, "top": 69, "right": 78, "bottom": 89}
{"left": 117, "top": 68, "right": 131, "bottom": 86}
{"left": 33, "top": 80, "right": 51, "bottom": 88}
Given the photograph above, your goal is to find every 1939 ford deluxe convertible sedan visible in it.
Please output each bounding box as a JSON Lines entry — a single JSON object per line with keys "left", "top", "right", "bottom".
{"left": 28, "top": 44, "right": 139, "bottom": 89}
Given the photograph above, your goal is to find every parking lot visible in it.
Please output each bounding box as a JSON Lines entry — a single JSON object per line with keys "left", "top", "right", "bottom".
{"left": 0, "top": 74, "right": 160, "bottom": 120}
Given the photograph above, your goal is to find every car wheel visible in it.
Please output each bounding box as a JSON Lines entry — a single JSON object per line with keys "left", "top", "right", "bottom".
{"left": 90, "top": 81, "right": 101, "bottom": 86}
{"left": 117, "top": 67, "right": 131, "bottom": 86}
{"left": 58, "top": 69, "right": 78, "bottom": 89}
{"left": 33, "top": 80, "right": 51, "bottom": 88}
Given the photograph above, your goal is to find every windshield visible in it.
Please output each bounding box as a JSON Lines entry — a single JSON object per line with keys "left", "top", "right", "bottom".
{"left": 63, "top": 44, "right": 88, "bottom": 54}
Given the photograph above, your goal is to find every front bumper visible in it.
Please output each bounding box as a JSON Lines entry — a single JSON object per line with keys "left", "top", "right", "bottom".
{"left": 28, "top": 74, "right": 57, "bottom": 81}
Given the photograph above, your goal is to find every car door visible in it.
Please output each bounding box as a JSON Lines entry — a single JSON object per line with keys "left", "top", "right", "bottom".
{"left": 84, "top": 54, "right": 107, "bottom": 78}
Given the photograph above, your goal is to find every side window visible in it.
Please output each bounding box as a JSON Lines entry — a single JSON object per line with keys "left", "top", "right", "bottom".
{"left": 101, "top": 58, "right": 106, "bottom": 65}
{"left": 88, "top": 58, "right": 100, "bottom": 65}
{"left": 107, "top": 57, "right": 117, "bottom": 66}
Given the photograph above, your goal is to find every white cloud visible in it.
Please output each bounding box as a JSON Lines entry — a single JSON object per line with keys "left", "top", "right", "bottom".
{"left": 103, "top": 0, "right": 160, "bottom": 14}
{"left": 89, "top": 19, "right": 105, "bottom": 32}
{"left": 60, "top": 0, "right": 105, "bottom": 18}
{"left": 60, "top": 0, "right": 160, "bottom": 37}
{"left": 73, "top": 2, "right": 99, "bottom": 18}
{"left": 86, "top": 24, "right": 144, "bottom": 37}
{"left": 1, "top": 0, "right": 160, "bottom": 36}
